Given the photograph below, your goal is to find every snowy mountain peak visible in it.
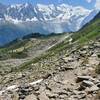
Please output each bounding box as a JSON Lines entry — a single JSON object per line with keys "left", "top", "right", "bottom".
{"left": 0, "top": 3, "right": 92, "bottom": 22}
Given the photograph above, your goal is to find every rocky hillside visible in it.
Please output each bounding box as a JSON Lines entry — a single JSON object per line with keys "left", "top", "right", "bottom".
{"left": 0, "top": 12, "right": 100, "bottom": 100}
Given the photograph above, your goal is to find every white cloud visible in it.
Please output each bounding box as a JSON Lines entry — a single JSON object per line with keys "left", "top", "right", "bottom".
{"left": 95, "top": 0, "right": 100, "bottom": 10}
{"left": 86, "top": 0, "right": 92, "bottom": 3}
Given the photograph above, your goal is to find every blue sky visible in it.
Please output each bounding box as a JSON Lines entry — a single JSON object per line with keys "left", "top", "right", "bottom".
{"left": 0, "top": 0, "right": 98, "bottom": 9}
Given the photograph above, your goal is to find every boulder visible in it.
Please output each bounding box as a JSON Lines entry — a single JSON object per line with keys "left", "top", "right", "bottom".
{"left": 62, "top": 57, "right": 73, "bottom": 63}
{"left": 60, "top": 65, "right": 74, "bottom": 71}
{"left": 82, "top": 80, "right": 94, "bottom": 87}
{"left": 76, "top": 76, "right": 93, "bottom": 83}
{"left": 45, "top": 90, "right": 58, "bottom": 98}
{"left": 86, "top": 85, "right": 99, "bottom": 93}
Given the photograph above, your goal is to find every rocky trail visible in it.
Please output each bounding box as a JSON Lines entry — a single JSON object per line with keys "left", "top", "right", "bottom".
{"left": 0, "top": 38, "right": 100, "bottom": 100}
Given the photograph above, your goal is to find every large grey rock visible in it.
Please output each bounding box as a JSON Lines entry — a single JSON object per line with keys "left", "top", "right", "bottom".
{"left": 18, "top": 85, "right": 32, "bottom": 99}
{"left": 76, "top": 76, "right": 93, "bottom": 83}
{"left": 82, "top": 80, "right": 94, "bottom": 87}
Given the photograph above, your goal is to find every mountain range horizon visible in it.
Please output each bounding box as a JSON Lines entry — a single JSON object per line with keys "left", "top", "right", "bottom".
{"left": 0, "top": 2, "right": 99, "bottom": 46}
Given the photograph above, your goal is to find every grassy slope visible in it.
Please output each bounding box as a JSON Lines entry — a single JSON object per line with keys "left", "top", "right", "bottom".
{"left": 0, "top": 39, "right": 30, "bottom": 59}
{"left": 72, "top": 12, "right": 100, "bottom": 44}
